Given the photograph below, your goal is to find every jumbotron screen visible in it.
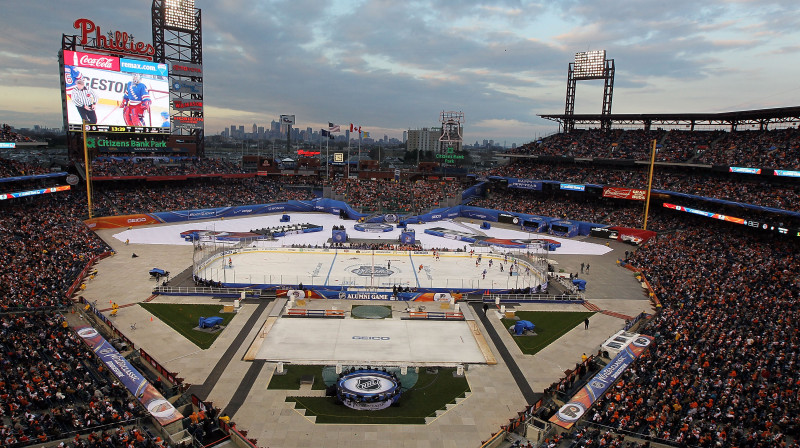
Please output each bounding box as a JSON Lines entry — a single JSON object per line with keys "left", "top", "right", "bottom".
{"left": 63, "top": 50, "right": 170, "bottom": 134}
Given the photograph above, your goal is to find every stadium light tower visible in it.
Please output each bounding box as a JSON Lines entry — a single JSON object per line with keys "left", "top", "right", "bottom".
{"left": 152, "top": 0, "right": 205, "bottom": 156}
{"left": 564, "top": 50, "right": 615, "bottom": 133}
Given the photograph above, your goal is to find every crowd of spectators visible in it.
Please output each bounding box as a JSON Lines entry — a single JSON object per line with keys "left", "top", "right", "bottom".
{"left": 0, "top": 312, "right": 146, "bottom": 445}
{"left": 0, "top": 124, "right": 36, "bottom": 143}
{"left": 470, "top": 191, "right": 649, "bottom": 229}
{"left": 506, "top": 127, "right": 800, "bottom": 169}
{"left": 481, "top": 159, "right": 800, "bottom": 213}
{"left": 0, "top": 157, "right": 51, "bottom": 178}
{"left": 330, "top": 178, "right": 463, "bottom": 214}
{"left": 587, "top": 225, "right": 800, "bottom": 447}
{"left": 0, "top": 194, "right": 110, "bottom": 309}
{"left": 696, "top": 128, "right": 800, "bottom": 168}
{"left": 91, "top": 157, "right": 244, "bottom": 177}
{"left": 92, "top": 177, "right": 319, "bottom": 216}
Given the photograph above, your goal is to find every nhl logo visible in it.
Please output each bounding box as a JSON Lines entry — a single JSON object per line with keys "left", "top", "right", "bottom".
{"left": 356, "top": 378, "right": 381, "bottom": 391}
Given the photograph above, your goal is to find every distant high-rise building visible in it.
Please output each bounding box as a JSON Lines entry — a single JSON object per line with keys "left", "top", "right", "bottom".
{"left": 403, "top": 131, "right": 407, "bottom": 143}
{"left": 252, "top": 123, "right": 257, "bottom": 134}
{"left": 258, "top": 126, "right": 265, "bottom": 135}
{"left": 270, "top": 120, "right": 280, "bottom": 133}
{"left": 230, "top": 125, "right": 236, "bottom": 137}
{"left": 406, "top": 127, "right": 441, "bottom": 153}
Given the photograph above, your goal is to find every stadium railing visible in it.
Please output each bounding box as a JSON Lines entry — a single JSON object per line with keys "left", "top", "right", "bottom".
{"left": 485, "top": 293, "right": 584, "bottom": 303}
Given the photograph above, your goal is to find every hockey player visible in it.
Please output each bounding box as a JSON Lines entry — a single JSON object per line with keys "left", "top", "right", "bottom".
{"left": 122, "top": 73, "right": 151, "bottom": 126}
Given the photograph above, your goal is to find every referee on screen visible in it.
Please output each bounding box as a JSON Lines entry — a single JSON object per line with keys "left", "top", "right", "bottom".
{"left": 72, "top": 78, "right": 98, "bottom": 124}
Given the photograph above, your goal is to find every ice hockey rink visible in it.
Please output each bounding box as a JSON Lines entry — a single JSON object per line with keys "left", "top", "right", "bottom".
{"left": 115, "top": 212, "right": 612, "bottom": 290}
{"left": 197, "top": 248, "right": 544, "bottom": 290}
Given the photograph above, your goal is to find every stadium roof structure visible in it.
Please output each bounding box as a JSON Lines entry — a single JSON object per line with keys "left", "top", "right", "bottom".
{"left": 540, "top": 105, "right": 800, "bottom": 131}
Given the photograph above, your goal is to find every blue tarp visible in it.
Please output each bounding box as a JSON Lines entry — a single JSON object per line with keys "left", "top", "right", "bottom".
{"left": 572, "top": 278, "right": 587, "bottom": 291}
{"left": 198, "top": 316, "right": 223, "bottom": 328}
{"left": 514, "top": 320, "right": 535, "bottom": 335}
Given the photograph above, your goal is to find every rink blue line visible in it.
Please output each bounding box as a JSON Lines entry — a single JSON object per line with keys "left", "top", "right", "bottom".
{"left": 324, "top": 250, "right": 338, "bottom": 286}
{"left": 409, "top": 252, "right": 420, "bottom": 288}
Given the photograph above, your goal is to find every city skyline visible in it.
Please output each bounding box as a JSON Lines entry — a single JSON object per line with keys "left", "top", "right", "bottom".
{"left": 1, "top": 1, "right": 800, "bottom": 146}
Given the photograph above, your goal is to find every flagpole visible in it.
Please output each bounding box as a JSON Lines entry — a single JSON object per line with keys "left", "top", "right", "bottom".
{"left": 347, "top": 133, "right": 350, "bottom": 178}
{"left": 326, "top": 132, "right": 330, "bottom": 180}
{"left": 358, "top": 131, "right": 361, "bottom": 174}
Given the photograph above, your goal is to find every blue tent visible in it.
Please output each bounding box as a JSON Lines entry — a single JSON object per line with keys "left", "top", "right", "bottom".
{"left": 199, "top": 316, "right": 224, "bottom": 328}
{"left": 513, "top": 320, "right": 535, "bottom": 335}
{"left": 572, "top": 278, "right": 587, "bottom": 291}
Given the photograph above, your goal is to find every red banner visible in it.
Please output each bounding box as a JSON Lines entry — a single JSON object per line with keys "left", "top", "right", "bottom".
{"left": 602, "top": 187, "right": 647, "bottom": 201}
{"left": 64, "top": 50, "right": 120, "bottom": 71}
{"left": 84, "top": 214, "right": 161, "bottom": 229}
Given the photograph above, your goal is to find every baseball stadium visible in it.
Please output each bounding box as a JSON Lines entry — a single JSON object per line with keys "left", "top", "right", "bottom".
{"left": 1, "top": 2, "right": 800, "bottom": 448}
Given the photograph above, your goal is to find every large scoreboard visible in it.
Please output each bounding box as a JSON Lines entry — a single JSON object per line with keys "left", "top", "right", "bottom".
{"left": 62, "top": 50, "right": 170, "bottom": 134}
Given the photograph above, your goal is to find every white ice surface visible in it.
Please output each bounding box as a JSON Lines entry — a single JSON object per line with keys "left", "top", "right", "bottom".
{"left": 115, "top": 213, "right": 612, "bottom": 255}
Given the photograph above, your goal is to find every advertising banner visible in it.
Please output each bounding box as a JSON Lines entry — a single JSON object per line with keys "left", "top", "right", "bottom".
{"left": 170, "top": 79, "right": 203, "bottom": 95}
{"left": 170, "top": 61, "right": 203, "bottom": 77}
{"left": 507, "top": 178, "right": 543, "bottom": 191}
{"left": 66, "top": 50, "right": 120, "bottom": 71}
{"left": 280, "top": 115, "right": 296, "bottom": 125}
{"left": 120, "top": 58, "right": 169, "bottom": 77}
{"left": 729, "top": 167, "right": 761, "bottom": 174}
{"left": 774, "top": 170, "right": 800, "bottom": 178}
{"left": 172, "top": 99, "right": 203, "bottom": 111}
{"left": 602, "top": 187, "right": 647, "bottom": 201}
{"left": 74, "top": 326, "right": 183, "bottom": 426}
{"left": 172, "top": 116, "right": 204, "bottom": 130}
{"left": 560, "top": 183, "right": 585, "bottom": 192}
{"left": 550, "top": 334, "right": 653, "bottom": 429}
{"left": 84, "top": 214, "right": 163, "bottom": 230}
{"left": 0, "top": 185, "right": 70, "bottom": 201}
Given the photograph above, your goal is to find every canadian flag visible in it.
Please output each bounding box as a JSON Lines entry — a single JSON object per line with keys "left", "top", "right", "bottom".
{"left": 350, "top": 123, "right": 361, "bottom": 133}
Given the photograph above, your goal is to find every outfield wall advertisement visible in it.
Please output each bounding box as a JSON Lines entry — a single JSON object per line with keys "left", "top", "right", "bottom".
{"left": 74, "top": 326, "right": 183, "bottom": 426}
{"left": 550, "top": 334, "right": 653, "bottom": 429}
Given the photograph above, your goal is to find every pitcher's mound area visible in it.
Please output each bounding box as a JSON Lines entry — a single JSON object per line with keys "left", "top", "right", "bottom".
{"left": 254, "top": 318, "right": 485, "bottom": 366}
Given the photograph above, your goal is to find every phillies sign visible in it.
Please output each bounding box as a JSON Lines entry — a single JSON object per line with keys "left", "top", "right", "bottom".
{"left": 602, "top": 187, "right": 647, "bottom": 201}
{"left": 73, "top": 18, "right": 155, "bottom": 60}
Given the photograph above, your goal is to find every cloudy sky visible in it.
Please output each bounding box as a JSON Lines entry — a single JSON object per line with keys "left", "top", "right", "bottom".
{"left": 1, "top": 0, "right": 799, "bottom": 146}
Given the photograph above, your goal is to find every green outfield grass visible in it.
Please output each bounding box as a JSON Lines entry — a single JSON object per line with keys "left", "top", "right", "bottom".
{"left": 139, "top": 303, "right": 236, "bottom": 349}
{"left": 501, "top": 311, "right": 595, "bottom": 355}
{"left": 287, "top": 367, "right": 469, "bottom": 424}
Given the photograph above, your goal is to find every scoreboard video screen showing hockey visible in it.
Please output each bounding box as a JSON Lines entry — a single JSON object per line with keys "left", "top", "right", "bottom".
{"left": 62, "top": 50, "right": 170, "bottom": 134}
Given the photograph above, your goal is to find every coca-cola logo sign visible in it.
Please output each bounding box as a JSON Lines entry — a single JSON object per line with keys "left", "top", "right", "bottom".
{"left": 79, "top": 54, "right": 115, "bottom": 69}
{"left": 65, "top": 50, "right": 120, "bottom": 71}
